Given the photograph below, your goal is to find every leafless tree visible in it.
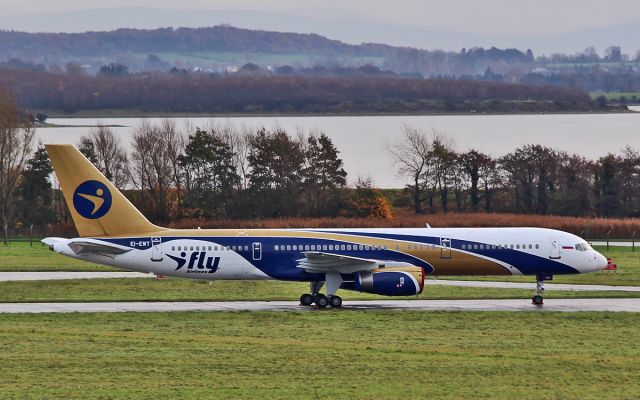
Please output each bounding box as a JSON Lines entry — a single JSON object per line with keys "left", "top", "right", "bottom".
{"left": 0, "top": 87, "right": 35, "bottom": 244}
{"left": 82, "top": 123, "right": 129, "bottom": 189}
{"left": 388, "top": 125, "right": 432, "bottom": 214}
{"left": 219, "top": 122, "right": 253, "bottom": 190}
{"left": 160, "top": 118, "right": 185, "bottom": 214}
{"left": 130, "top": 120, "right": 183, "bottom": 221}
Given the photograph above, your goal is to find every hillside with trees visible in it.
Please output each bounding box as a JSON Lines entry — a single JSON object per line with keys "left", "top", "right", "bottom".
{"left": 0, "top": 69, "right": 598, "bottom": 114}
{"left": 0, "top": 26, "right": 535, "bottom": 77}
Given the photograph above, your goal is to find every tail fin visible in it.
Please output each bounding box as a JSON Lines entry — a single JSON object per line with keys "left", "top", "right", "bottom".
{"left": 46, "top": 144, "right": 163, "bottom": 237}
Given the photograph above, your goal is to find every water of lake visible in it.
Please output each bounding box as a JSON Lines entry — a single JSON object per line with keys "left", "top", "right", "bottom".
{"left": 38, "top": 108, "right": 640, "bottom": 188}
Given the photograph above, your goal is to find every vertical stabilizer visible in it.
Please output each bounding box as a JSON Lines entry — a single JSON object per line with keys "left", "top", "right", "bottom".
{"left": 46, "top": 144, "right": 163, "bottom": 237}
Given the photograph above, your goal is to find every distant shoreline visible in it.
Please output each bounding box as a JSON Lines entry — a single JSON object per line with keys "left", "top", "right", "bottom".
{"left": 40, "top": 107, "right": 636, "bottom": 120}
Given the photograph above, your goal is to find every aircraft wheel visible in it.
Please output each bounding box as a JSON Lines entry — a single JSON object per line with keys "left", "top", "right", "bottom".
{"left": 329, "top": 295, "right": 343, "bottom": 308}
{"left": 532, "top": 295, "right": 544, "bottom": 305}
{"left": 315, "top": 294, "right": 328, "bottom": 308}
{"left": 300, "top": 293, "right": 314, "bottom": 306}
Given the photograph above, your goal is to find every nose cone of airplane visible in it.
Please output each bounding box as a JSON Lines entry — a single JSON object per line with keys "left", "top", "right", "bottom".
{"left": 595, "top": 252, "right": 608, "bottom": 270}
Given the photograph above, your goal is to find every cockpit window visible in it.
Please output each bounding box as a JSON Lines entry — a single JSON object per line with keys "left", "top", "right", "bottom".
{"left": 574, "top": 242, "right": 593, "bottom": 251}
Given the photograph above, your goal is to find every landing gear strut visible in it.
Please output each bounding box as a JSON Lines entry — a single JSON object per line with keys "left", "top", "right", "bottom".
{"left": 299, "top": 276, "right": 343, "bottom": 308}
{"left": 532, "top": 274, "right": 551, "bottom": 305}
{"left": 300, "top": 281, "right": 327, "bottom": 307}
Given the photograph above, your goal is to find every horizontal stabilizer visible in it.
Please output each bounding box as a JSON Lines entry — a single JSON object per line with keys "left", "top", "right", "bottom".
{"left": 66, "top": 239, "right": 132, "bottom": 258}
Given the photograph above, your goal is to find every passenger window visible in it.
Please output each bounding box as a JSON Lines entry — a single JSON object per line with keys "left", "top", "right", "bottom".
{"left": 516, "top": 244, "right": 520, "bottom": 249}
{"left": 171, "top": 246, "right": 175, "bottom": 251}
{"left": 510, "top": 244, "right": 514, "bottom": 249}
{"left": 341, "top": 245, "right": 346, "bottom": 251}
{"left": 286, "top": 245, "right": 291, "bottom": 251}
{"left": 190, "top": 246, "right": 193, "bottom": 251}
{"left": 528, "top": 244, "right": 532, "bottom": 249}
{"left": 535, "top": 244, "right": 539, "bottom": 249}
{"left": 323, "top": 245, "right": 328, "bottom": 251}
{"left": 274, "top": 245, "right": 279, "bottom": 251}
{"left": 311, "top": 245, "right": 316, "bottom": 251}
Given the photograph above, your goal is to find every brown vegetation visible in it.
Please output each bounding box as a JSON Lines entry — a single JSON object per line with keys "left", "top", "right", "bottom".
{"left": 168, "top": 210, "right": 640, "bottom": 239}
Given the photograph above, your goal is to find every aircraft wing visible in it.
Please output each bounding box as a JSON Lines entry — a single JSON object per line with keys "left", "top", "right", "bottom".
{"left": 297, "top": 252, "right": 383, "bottom": 274}
{"left": 66, "top": 239, "right": 132, "bottom": 258}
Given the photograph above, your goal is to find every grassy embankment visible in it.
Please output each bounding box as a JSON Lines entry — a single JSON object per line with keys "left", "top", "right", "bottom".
{"left": 0, "top": 242, "right": 637, "bottom": 302}
{"left": 0, "top": 311, "right": 638, "bottom": 399}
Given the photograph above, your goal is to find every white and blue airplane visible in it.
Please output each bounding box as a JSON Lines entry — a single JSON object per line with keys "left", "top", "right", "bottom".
{"left": 43, "top": 144, "right": 609, "bottom": 307}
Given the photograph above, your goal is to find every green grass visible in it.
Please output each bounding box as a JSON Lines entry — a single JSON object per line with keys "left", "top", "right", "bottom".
{"left": 590, "top": 91, "right": 640, "bottom": 101}
{"left": 1, "top": 278, "right": 639, "bottom": 303}
{"left": 155, "top": 51, "right": 385, "bottom": 67}
{"left": 0, "top": 242, "right": 117, "bottom": 272}
{"left": 0, "top": 311, "right": 638, "bottom": 399}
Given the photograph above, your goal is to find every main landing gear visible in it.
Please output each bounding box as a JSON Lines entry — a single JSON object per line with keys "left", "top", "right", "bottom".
{"left": 532, "top": 274, "right": 552, "bottom": 306}
{"left": 299, "top": 275, "right": 343, "bottom": 308}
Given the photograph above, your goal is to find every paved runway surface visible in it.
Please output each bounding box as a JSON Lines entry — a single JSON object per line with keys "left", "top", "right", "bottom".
{"left": 1, "top": 299, "right": 640, "bottom": 313}
{"left": 1, "top": 272, "right": 638, "bottom": 293}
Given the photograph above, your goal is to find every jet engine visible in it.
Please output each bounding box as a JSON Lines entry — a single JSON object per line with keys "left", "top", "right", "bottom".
{"left": 353, "top": 266, "right": 425, "bottom": 296}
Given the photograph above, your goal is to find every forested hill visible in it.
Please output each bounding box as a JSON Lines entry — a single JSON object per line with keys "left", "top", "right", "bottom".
{"left": 0, "top": 25, "right": 533, "bottom": 75}
{"left": 0, "top": 26, "right": 390, "bottom": 57}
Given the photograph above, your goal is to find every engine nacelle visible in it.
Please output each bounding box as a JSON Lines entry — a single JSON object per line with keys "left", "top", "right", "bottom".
{"left": 354, "top": 266, "right": 425, "bottom": 296}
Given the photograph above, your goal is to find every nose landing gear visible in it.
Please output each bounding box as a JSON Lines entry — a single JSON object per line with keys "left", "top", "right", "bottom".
{"left": 532, "top": 274, "right": 552, "bottom": 306}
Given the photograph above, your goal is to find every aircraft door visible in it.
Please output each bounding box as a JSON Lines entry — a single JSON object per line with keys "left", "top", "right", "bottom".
{"left": 252, "top": 242, "right": 262, "bottom": 261}
{"left": 440, "top": 238, "right": 452, "bottom": 259}
{"left": 151, "top": 237, "right": 163, "bottom": 262}
{"left": 550, "top": 237, "right": 561, "bottom": 259}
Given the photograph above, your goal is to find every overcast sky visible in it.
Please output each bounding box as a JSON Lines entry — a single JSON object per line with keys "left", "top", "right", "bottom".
{"left": 2, "top": 0, "right": 639, "bottom": 54}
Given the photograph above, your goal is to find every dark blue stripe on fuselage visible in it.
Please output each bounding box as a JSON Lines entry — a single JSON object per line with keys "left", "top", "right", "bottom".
{"left": 100, "top": 236, "right": 433, "bottom": 280}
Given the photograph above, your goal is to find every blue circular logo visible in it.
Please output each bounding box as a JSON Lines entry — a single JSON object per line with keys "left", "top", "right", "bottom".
{"left": 73, "top": 180, "right": 112, "bottom": 219}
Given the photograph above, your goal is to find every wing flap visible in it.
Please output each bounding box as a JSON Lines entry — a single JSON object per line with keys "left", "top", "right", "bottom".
{"left": 297, "top": 252, "right": 379, "bottom": 274}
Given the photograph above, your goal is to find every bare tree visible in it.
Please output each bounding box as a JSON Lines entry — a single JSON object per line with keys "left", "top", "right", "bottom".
{"left": 388, "top": 125, "right": 432, "bottom": 214}
{"left": 130, "top": 120, "right": 182, "bottom": 221}
{"left": 219, "top": 122, "right": 252, "bottom": 190}
{"left": 0, "top": 87, "right": 35, "bottom": 244}
{"left": 82, "top": 124, "right": 129, "bottom": 189}
{"left": 160, "top": 118, "right": 185, "bottom": 214}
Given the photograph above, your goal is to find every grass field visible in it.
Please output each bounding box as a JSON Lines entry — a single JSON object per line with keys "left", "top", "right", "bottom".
{"left": 0, "top": 242, "right": 117, "bottom": 272}
{"left": 591, "top": 91, "right": 640, "bottom": 101}
{"left": 0, "top": 311, "right": 638, "bottom": 399}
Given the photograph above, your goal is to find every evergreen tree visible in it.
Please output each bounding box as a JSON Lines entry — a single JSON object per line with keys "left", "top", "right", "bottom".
{"left": 247, "top": 128, "right": 304, "bottom": 217}
{"left": 178, "top": 129, "right": 240, "bottom": 218}
{"left": 18, "top": 144, "right": 54, "bottom": 228}
{"left": 302, "top": 133, "right": 347, "bottom": 216}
